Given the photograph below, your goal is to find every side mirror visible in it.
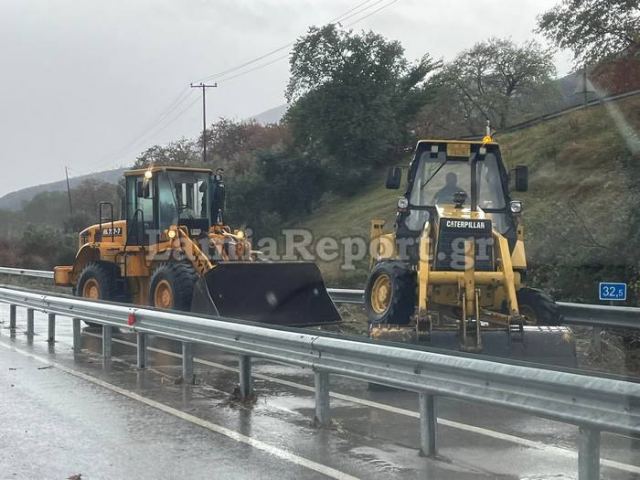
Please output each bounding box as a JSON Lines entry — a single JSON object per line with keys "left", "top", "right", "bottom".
{"left": 514, "top": 165, "right": 528, "bottom": 192}
{"left": 385, "top": 167, "right": 401, "bottom": 190}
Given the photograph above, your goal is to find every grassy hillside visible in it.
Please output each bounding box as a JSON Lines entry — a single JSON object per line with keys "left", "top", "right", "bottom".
{"left": 293, "top": 95, "right": 640, "bottom": 302}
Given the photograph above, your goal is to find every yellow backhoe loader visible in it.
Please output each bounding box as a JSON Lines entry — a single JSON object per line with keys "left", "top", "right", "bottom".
{"left": 54, "top": 166, "right": 340, "bottom": 326}
{"left": 365, "top": 135, "right": 576, "bottom": 365}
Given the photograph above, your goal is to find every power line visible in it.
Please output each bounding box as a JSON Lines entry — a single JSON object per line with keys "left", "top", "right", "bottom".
{"left": 110, "top": 93, "right": 201, "bottom": 165}
{"left": 213, "top": 0, "right": 403, "bottom": 85}
{"left": 78, "top": 88, "right": 197, "bottom": 174}
{"left": 91, "top": 93, "right": 201, "bottom": 173}
{"left": 89, "top": 0, "right": 402, "bottom": 172}
{"left": 216, "top": 54, "right": 289, "bottom": 83}
{"left": 334, "top": 0, "right": 388, "bottom": 25}
{"left": 345, "top": 0, "right": 400, "bottom": 26}
{"left": 196, "top": 0, "right": 383, "bottom": 83}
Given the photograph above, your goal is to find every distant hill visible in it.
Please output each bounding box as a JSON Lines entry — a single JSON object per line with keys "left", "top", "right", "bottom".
{"left": 251, "top": 104, "right": 287, "bottom": 125}
{"left": 0, "top": 168, "right": 127, "bottom": 211}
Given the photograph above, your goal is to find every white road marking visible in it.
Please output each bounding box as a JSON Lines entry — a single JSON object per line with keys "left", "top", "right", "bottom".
{"left": 10, "top": 317, "right": 640, "bottom": 475}
{"left": 83, "top": 332, "right": 640, "bottom": 475}
{"left": 0, "top": 341, "right": 359, "bottom": 480}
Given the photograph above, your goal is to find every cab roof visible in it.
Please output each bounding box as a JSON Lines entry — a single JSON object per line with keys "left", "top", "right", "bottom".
{"left": 124, "top": 166, "right": 213, "bottom": 176}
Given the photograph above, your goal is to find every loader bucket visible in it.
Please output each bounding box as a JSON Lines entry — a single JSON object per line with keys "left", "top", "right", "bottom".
{"left": 190, "top": 262, "right": 342, "bottom": 326}
{"left": 424, "top": 327, "right": 577, "bottom": 368}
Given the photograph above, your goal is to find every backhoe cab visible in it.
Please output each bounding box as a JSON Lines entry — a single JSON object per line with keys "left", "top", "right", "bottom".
{"left": 54, "top": 166, "right": 340, "bottom": 327}
{"left": 366, "top": 137, "right": 575, "bottom": 364}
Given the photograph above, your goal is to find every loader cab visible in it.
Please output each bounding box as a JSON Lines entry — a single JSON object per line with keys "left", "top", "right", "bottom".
{"left": 393, "top": 141, "right": 524, "bottom": 245}
{"left": 124, "top": 167, "right": 221, "bottom": 245}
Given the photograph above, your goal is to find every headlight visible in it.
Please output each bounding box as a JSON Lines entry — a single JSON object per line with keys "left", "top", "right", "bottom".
{"left": 167, "top": 229, "right": 177, "bottom": 239}
{"left": 397, "top": 197, "right": 409, "bottom": 210}
{"left": 510, "top": 200, "right": 523, "bottom": 214}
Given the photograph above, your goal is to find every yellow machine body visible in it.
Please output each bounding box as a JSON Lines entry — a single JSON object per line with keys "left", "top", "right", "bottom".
{"left": 55, "top": 166, "right": 340, "bottom": 327}
{"left": 366, "top": 139, "right": 575, "bottom": 364}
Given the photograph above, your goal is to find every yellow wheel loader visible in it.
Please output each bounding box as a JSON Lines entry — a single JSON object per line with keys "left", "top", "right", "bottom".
{"left": 54, "top": 166, "right": 340, "bottom": 327}
{"left": 366, "top": 137, "right": 576, "bottom": 366}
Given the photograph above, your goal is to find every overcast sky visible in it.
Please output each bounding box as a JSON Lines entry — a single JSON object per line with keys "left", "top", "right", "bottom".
{"left": 0, "top": 0, "right": 572, "bottom": 196}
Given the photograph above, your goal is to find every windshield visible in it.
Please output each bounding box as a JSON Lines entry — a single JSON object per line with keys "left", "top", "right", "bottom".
{"left": 158, "top": 171, "right": 210, "bottom": 230}
{"left": 408, "top": 151, "right": 506, "bottom": 209}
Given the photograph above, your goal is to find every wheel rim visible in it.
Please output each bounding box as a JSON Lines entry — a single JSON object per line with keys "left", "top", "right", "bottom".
{"left": 154, "top": 280, "right": 174, "bottom": 309}
{"left": 519, "top": 304, "right": 538, "bottom": 325}
{"left": 82, "top": 279, "right": 100, "bottom": 299}
{"left": 370, "top": 274, "right": 392, "bottom": 314}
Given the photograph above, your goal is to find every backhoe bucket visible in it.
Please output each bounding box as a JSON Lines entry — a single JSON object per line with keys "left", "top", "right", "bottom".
{"left": 191, "top": 262, "right": 342, "bottom": 326}
{"left": 371, "top": 326, "right": 577, "bottom": 368}
{"left": 425, "top": 327, "right": 578, "bottom": 368}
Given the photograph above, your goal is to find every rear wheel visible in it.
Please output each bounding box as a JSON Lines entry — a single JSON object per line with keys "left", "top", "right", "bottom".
{"left": 76, "top": 262, "right": 121, "bottom": 327}
{"left": 365, "top": 261, "right": 416, "bottom": 325}
{"left": 517, "top": 287, "right": 561, "bottom": 326}
{"left": 149, "top": 263, "right": 198, "bottom": 311}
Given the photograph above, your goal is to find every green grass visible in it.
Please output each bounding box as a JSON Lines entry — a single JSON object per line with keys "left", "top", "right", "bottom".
{"left": 292, "top": 96, "right": 640, "bottom": 294}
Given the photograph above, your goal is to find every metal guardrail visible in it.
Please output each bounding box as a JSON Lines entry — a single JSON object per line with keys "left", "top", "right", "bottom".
{"left": 0, "top": 285, "right": 638, "bottom": 479}
{"left": 329, "top": 288, "right": 640, "bottom": 331}
{"left": 0, "top": 266, "right": 54, "bottom": 279}
{"left": 459, "top": 88, "right": 640, "bottom": 140}
{"left": 326, "top": 288, "right": 365, "bottom": 304}
{"left": 2, "top": 268, "right": 639, "bottom": 330}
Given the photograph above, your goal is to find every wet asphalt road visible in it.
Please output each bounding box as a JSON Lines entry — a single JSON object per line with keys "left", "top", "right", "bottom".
{"left": 0, "top": 305, "right": 639, "bottom": 480}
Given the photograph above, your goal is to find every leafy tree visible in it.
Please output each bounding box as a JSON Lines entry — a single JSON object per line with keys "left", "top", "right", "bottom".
{"left": 537, "top": 0, "right": 640, "bottom": 65}
{"left": 204, "top": 119, "right": 291, "bottom": 175}
{"left": 21, "top": 191, "right": 69, "bottom": 226}
{"left": 133, "top": 138, "right": 200, "bottom": 169}
{"left": 285, "top": 24, "right": 439, "bottom": 192}
{"left": 440, "top": 38, "right": 556, "bottom": 132}
{"left": 226, "top": 148, "right": 327, "bottom": 235}
{"left": 18, "top": 224, "right": 76, "bottom": 269}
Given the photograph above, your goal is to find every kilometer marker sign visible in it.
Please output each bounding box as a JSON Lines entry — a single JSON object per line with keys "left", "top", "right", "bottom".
{"left": 599, "top": 282, "right": 627, "bottom": 301}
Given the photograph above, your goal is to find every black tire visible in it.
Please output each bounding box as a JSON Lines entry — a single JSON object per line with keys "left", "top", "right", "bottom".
{"left": 517, "top": 287, "right": 562, "bottom": 326}
{"left": 364, "top": 261, "right": 416, "bottom": 325}
{"left": 149, "top": 263, "right": 198, "bottom": 311}
{"left": 75, "top": 262, "right": 121, "bottom": 327}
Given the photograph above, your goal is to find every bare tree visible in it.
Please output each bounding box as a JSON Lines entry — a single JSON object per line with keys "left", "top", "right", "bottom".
{"left": 441, "top": 38, "right": 556, "bottom": 131}
{"left": 538, "top": 0, "right": 640, "bottom": 66}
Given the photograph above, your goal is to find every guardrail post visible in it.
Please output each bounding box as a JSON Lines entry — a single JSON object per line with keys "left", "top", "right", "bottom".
{"left": 26, "top": 308, "right": 34, "bottom": 337}
{"left": 72, "top": 318, "right": 81, "bottom": 354}
{"left": 136, "top": 332, "right": 147, "bottom": 368}
{"left": 578, "top": 427, "right": 600, "bottom": 480}
{"left": 102, "top": 325, "right": 112, "bottom": 359}
{"left": 47, "top": 313, "right": 55, "bottom": 343}
{"left": 418, "top": 393, "right": 437, "bottom": 457}
{"left": 314, "top": 370, "right": 330, "bottom": 427}
{"left": 9, "top": 305, "right": 16, "bottom": 330}
{"left": 239, "top": 355, "right": 252, "bottom": 399}
{"left": 182, "top": 342, "right": 193, "bottom": 382}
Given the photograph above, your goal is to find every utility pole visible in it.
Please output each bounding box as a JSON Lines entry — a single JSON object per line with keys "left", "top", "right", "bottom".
{"left": 190, "top": 82, "right": 217, "bottom": 162}
{"left": 64, "top": 166, "right": 73, "bottom": 215}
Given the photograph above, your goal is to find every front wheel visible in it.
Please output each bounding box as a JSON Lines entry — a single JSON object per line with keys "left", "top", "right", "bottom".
{"left": 75, "top": 262, "right": 121, "bottom": 327}
{"left": 364, "top": 261, "right": 416, "bottom": 325}
{"left": 149, "top": 263, "right": 198, "bottom": 311}
{"left": 517, "top": 287, "right": 562, "bottom": 326}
